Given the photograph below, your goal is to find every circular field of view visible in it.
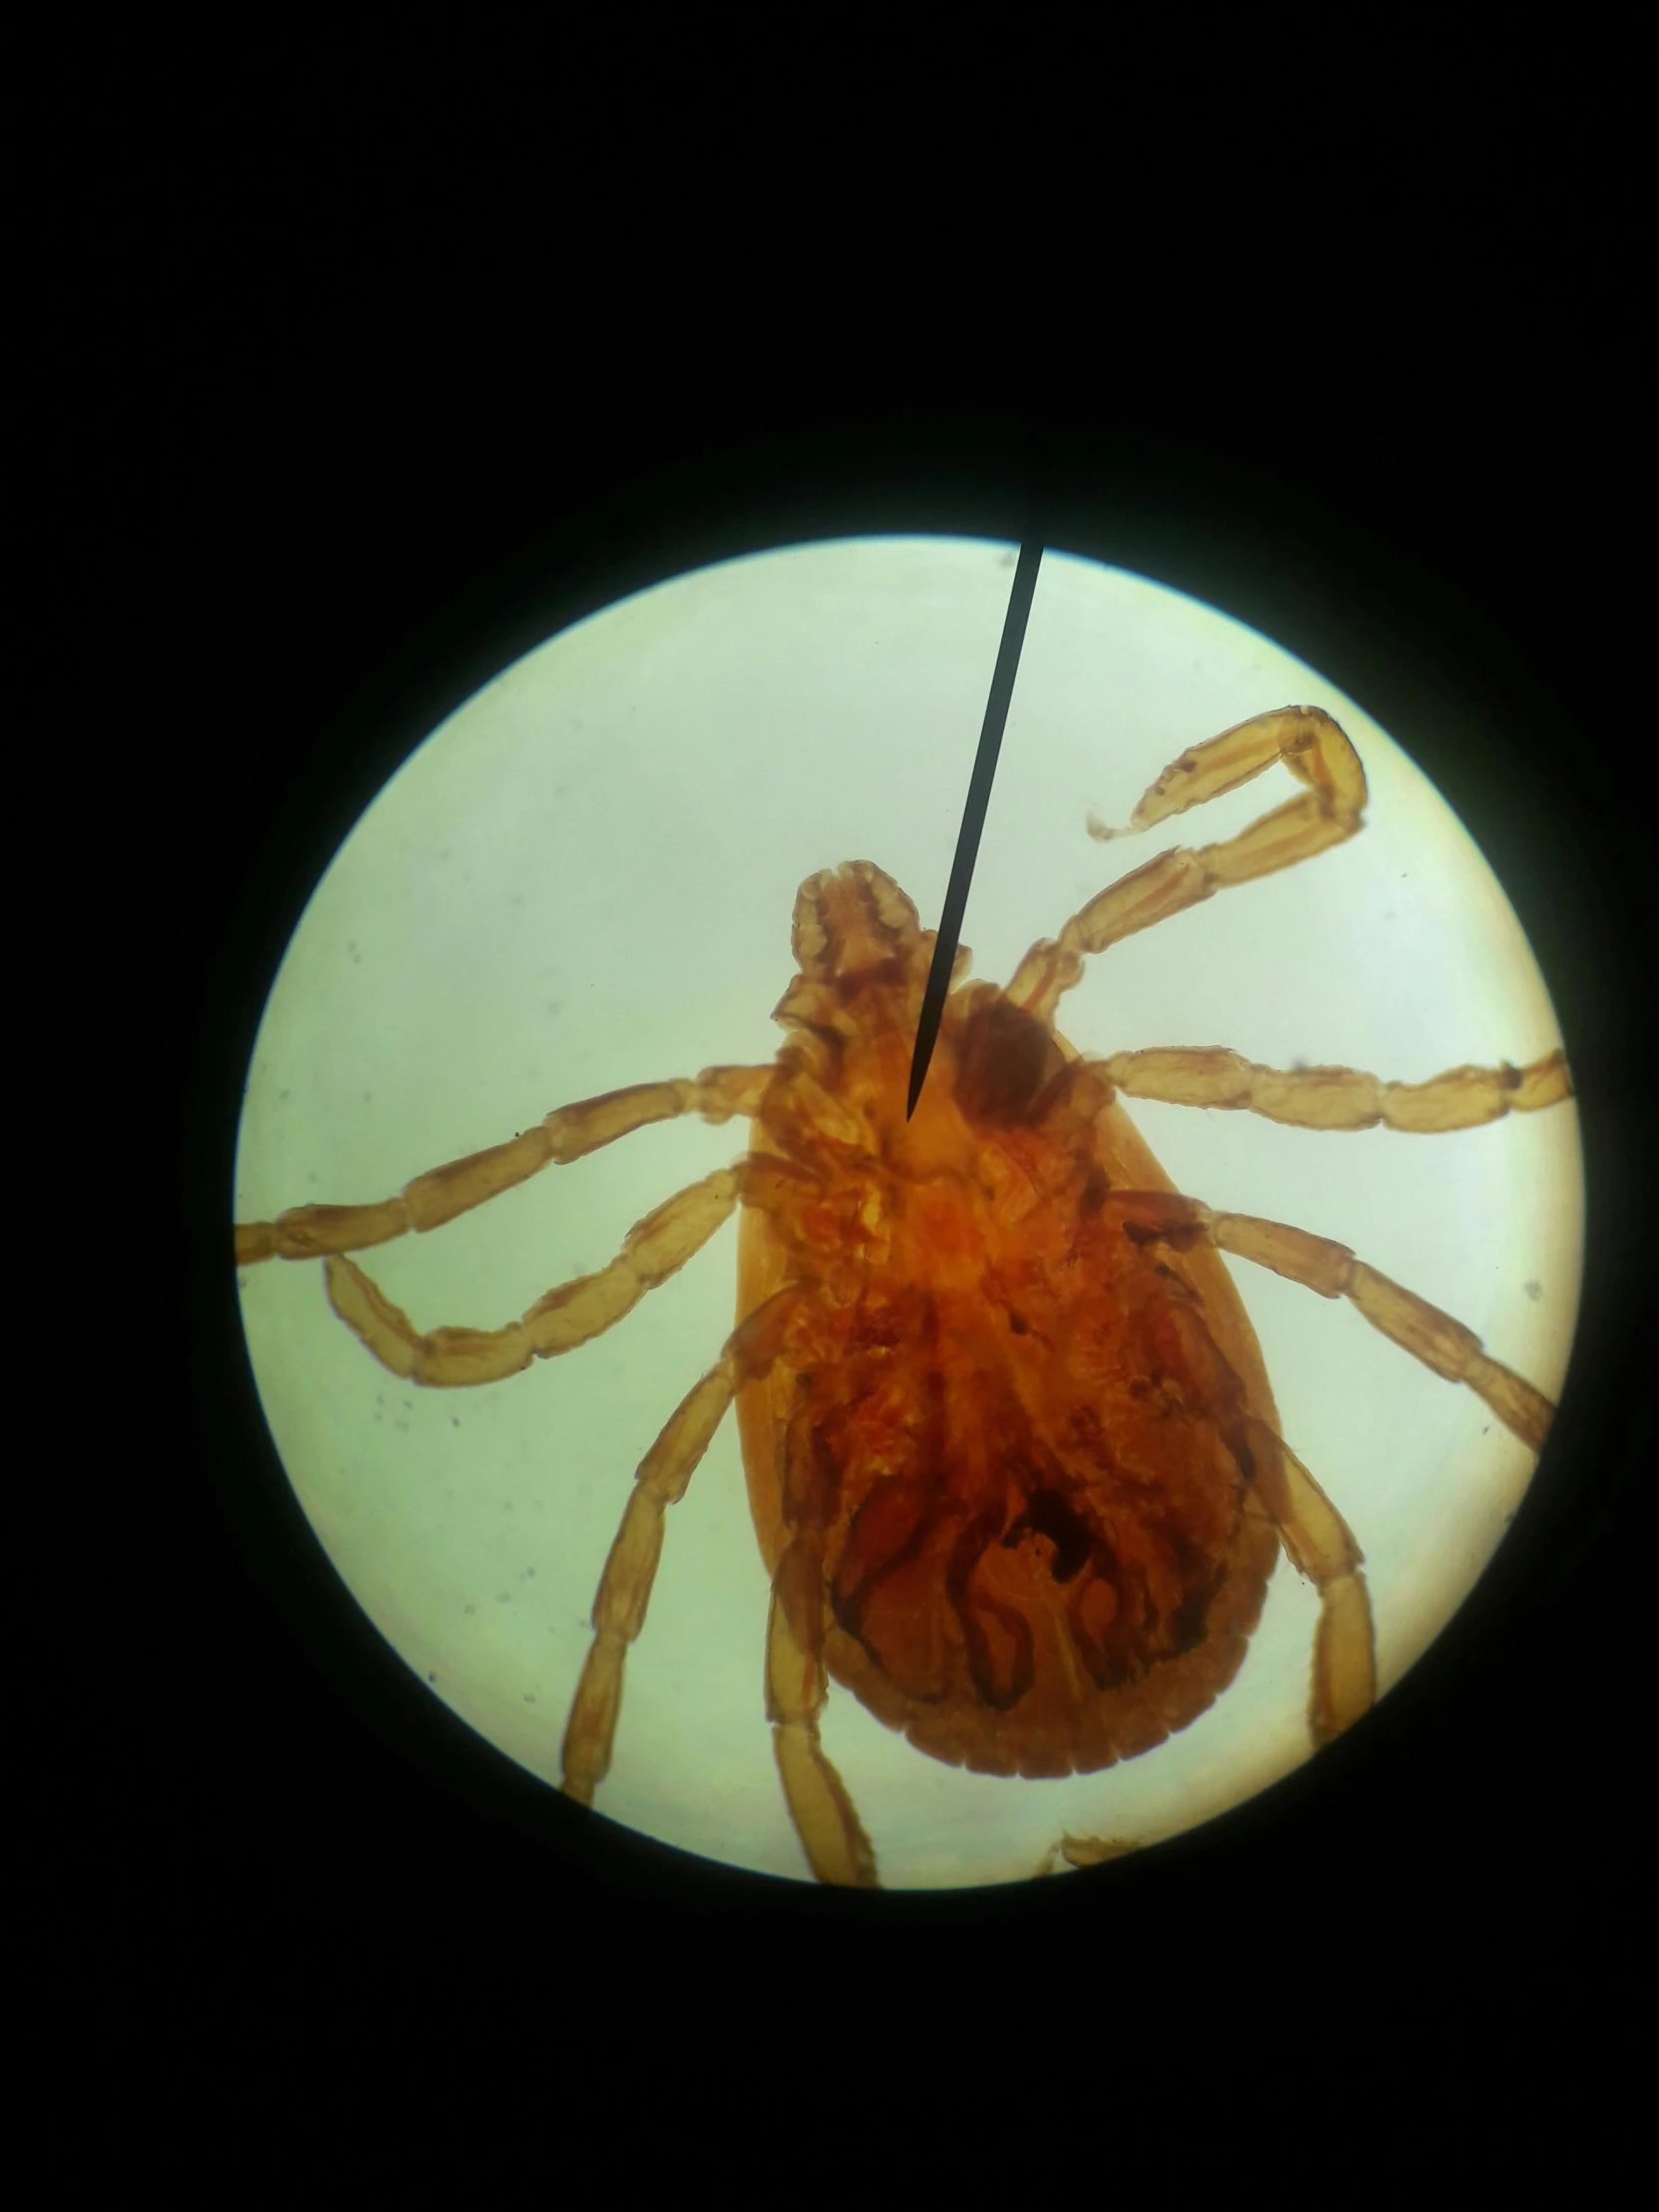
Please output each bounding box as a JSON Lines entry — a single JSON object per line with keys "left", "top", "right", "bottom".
{"left": 235, "top": 537, "right": 1582, "bottom": 1888}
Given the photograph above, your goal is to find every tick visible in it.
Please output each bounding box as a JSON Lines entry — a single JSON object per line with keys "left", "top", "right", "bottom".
{"left": 235, "top": 705, "right": 1572, "bottom": 1887}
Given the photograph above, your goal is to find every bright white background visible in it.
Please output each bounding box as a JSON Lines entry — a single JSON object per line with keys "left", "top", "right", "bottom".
{"left": 235, "top": 538, "right": 1582, "bottom": 1888}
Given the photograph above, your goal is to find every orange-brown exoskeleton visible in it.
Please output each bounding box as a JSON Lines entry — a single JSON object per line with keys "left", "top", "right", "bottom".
{"left": 235, "top": 707, "right": 1572, "bottom": 1887}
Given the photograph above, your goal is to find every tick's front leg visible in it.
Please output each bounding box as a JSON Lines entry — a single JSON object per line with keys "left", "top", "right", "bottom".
{"left": 235, "top": 1063, "right": 773, "bottom": 1265}
{"left": 1009, "top": 708, "right": 1368, "bottom": 1024}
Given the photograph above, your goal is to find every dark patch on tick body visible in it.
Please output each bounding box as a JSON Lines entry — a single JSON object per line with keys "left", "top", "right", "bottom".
{"left": 1004, "top": 1486, "right": 1094, "bottom": 1585}
{"left": 952, "top": 994, "right": 1067, "bottom": 1128}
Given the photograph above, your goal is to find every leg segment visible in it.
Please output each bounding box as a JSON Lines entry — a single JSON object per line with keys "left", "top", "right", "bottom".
{"left": 234, "top": 1063, "right": 773, "bottom": 1266}
{"left": 1034, "top": 1836, "right": 1140, "bottom": 1877}
{"left": 1099, "top": 1044, "right": 1573, "bottom": 1131}
{"left": 767, "top": 1534, "right": 879, "bottom": 1888}
{"left": 1103, "top": 1189, "right": 1556, "bottom": 1450}
{"left": 559, "top": 1361, "right": 739, "bottom": 1805}
{"left": 318, "top": 1153, "right": 816, "bottom": 1384}
{"left": 559, "top": 1284, "right": 806, "bottom": 1806}
{"left": 1238, "top": 1414, "right": 1376, "bottom": 1742}
{"left": 1007, "top": 707, "right": 1367, "bottom": 1024}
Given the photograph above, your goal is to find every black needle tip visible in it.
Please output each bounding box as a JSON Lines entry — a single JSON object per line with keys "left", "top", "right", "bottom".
{"left": 906, "top": 540, "right": 1043, "bottom": 1120}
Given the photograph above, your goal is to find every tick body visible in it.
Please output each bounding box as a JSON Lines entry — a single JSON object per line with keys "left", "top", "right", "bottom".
{"left": 236, "top": 706, "right": 1572, "bottom": 1888}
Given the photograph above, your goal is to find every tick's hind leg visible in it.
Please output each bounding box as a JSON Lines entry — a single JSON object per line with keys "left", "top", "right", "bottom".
{"left": 235, "top": 1063, "right": 772, "bottom": 1266}
{"left": 560, "top": 1284, "right": 806, "bottom": 1808}
{"left": 1008, "top": 707, "right": 1368, "bottom": 1024}
{"left": 559, "top": 1359, "right": 739, "bottom": 1805}
{"left": 767, "top": 1530, "right": 879, "bottom": 1889}
{"left": 1239, "top": 1419, "right": 1377, "bottom": 1742}
{"left": 1033, "top": 1418, "right": 1374, "bottom": 1879}
{"left": 559, "top": 1264, "right": 879, "bottom": 1885}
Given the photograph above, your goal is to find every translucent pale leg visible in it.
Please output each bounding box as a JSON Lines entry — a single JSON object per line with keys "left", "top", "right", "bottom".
{"left": 1034, "top": 1476, "right": 1367, "bottom": 1866}
{"left": 1034, "top": 1271, "right": 1392, "bottom": 1881}
{"left": 1007, "top": 707, "right": 1368, "bottom": 1024}
{"left": 767, "top": 1533, "right": 879, "bottom": 1889}
{"left": 1049, "top": 1179, "right": 1561, "bottom": 1851}
{"left": 315, "top": 1153, "right": 816, "bottom": 1386}
{"left": 1100, "top": 1187, "right": 1557, "bottom": 1451}
{"left": 1238, "top": 1414, "right": 1376, "bottom": 1744}
{"left": 559, "top": 1364, "right": 738, "bottom": 1806}
{"left": 234, "top": 1064, "right": 773, "bottom": 1266}
{"left": 318, "top": 1167, "right": 741, "bottom": 1385}
{"left": 560, "top": 1285, "right": 804, "bottom": 1807}
{"left": 1098, "top": 1045, "right": 1573, "bottom": 1132}
{"left": 1036, "top": 1412, "right": 1374, "bottom": 1881}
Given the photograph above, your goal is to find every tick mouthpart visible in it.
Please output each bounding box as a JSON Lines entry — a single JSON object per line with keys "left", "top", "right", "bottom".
{"left": 793, "top": 859, "right": 923, "bottom": 979}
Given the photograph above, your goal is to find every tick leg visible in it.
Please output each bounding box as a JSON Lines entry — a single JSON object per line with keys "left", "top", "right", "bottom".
{"left": 560, "top": 1358, "right": 740, "bottom": 1806}
{"left": 1099, "top": 1044, "right": 1573, "bottom": 1130}
{"left": 234, "top": 1063, "right": 773, "bottom": 1265}
{"left": 1103, "top": 1190, "right": 1556, "bottom": 1451}
{"left": 316, "top": 1154, "right": 821, "bottom": 1384}
{"left": 560, "top": 1284, "right": 806, "bottom": 1808}
{"left": 1237, "top": 1416, "right": 1377, "bottom": 1743}
{"left": 767, "top": 1536, "right": 880, "bottom": 1888}
{"left": 321, "top": 1165, "right": 746, "bottom": 1384}
{"left": 1032, "top": 1409, "right": 1376, "bottom": 1859}
{"left": 1006, "top": 707, "right": 1367, "bottom": 1023}
{"left": 1034, "top": 1836, "right": 1140, "bottom": 1878}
